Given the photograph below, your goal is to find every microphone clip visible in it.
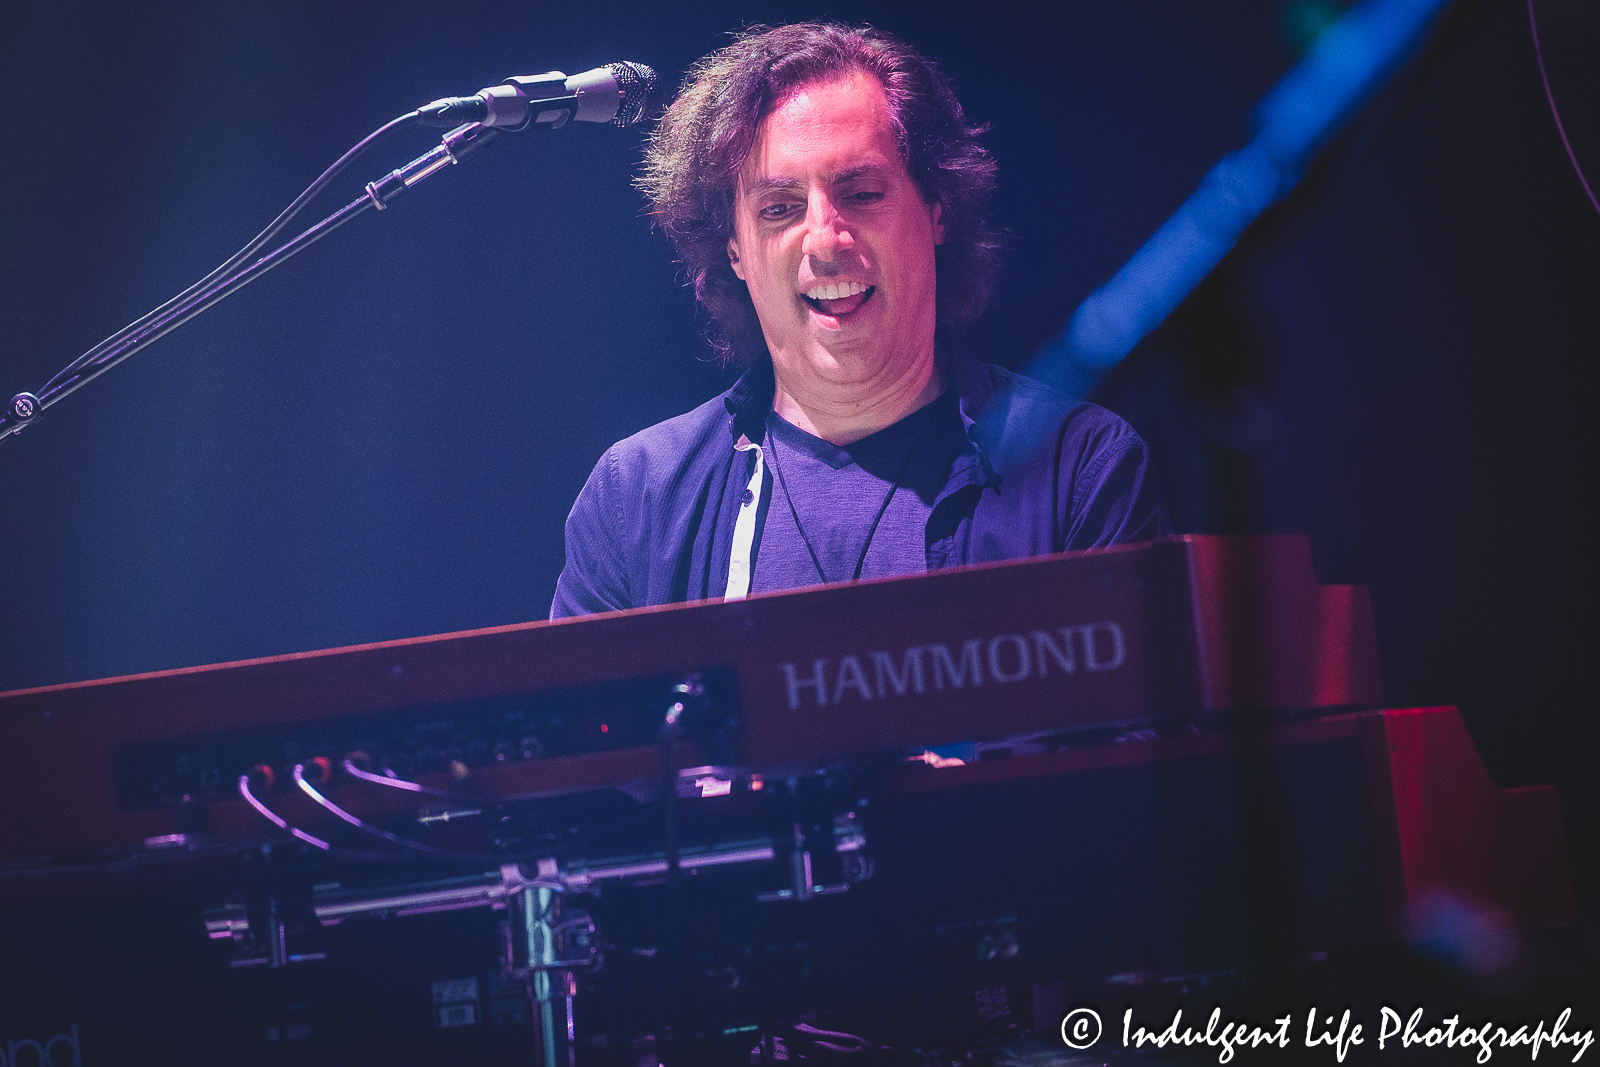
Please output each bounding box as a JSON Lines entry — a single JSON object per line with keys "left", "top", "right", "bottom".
{"left": 419, "top": 72, "right": 577, "bottom": 131}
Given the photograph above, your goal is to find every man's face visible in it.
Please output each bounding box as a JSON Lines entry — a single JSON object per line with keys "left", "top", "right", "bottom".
{"left": 727, "top": 71, "right": 945, "bottom": 401}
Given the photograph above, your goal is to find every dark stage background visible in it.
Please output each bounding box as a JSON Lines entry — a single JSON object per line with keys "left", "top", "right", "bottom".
{"left": 1, "top": 0, "right": 1595, "bottom": 910}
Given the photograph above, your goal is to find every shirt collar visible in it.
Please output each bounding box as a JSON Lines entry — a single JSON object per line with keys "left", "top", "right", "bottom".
{"left": 723, "top": 358, "right": 776, "bottom": 445}
{"left": 721, "top": 336, "right": 999, "bottom": 486}
{"left": 945, "top": 338, "right": 1000, "bottom": 487}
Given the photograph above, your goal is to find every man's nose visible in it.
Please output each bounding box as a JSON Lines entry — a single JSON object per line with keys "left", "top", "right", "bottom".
{"left": 801, "top": 192, "right": 853, "bottom": 266}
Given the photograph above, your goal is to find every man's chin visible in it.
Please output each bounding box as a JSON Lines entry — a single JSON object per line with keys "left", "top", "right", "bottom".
{"left": 784, "top": 341, "right": 910, "bottom": 392}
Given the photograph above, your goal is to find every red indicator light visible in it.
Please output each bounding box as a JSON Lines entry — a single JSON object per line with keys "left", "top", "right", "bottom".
{"left": 600, "top": 723, "right": 609, "bottom": 733}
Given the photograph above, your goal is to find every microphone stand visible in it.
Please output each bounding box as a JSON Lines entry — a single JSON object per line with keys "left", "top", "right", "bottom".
{"left": 0, "top": 120, "right": 503, "bottom": 445}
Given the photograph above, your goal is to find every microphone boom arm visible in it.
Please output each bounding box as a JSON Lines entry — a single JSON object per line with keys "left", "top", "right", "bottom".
{"left": 3, "top": 58, "right": 655, "bottom": 446}
{"left": 0, "top": 121, "right": 500, "bottom": 445}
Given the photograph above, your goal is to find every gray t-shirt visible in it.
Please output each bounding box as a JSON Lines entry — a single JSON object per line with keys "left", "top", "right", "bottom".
{"left": 750, "top": 390, "right": 969, "bottom": 594}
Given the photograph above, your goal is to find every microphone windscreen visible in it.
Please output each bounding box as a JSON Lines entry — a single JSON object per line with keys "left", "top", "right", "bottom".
{"left": 607, "top": 62, "right": 657, "bottom": 127}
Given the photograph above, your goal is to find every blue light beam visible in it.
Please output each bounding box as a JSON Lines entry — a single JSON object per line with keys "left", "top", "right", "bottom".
{"left": 1030, "top": 0, "right": 1453, "bottom": 398}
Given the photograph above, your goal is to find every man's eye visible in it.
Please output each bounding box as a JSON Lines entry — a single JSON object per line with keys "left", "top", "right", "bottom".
{"left": 759, "top": 203, "right": 797, "bottom": 221}
{"left": 849, "top": 191, "right": 885, "bottom": 204}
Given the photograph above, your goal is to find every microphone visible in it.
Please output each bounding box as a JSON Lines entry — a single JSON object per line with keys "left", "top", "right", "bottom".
{"left": 418, "top": 62, "right": 657, "bottom": 130}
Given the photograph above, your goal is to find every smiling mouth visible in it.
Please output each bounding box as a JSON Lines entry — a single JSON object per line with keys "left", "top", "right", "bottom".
{"left": 801, "top": 282, "right": 876, "bottom": 319}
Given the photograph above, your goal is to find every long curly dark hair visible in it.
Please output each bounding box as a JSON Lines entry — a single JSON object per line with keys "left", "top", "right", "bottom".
{"left": 638, "top": 22, "right": 1001, "bottom": 366}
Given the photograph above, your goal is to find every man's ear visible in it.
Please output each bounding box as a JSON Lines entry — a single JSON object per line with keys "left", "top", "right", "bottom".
{"left": 727, "top": 237, "right": 745, "bottom": 280}
{"left": 931, "top": 202, "right": 946, "bottom": 246}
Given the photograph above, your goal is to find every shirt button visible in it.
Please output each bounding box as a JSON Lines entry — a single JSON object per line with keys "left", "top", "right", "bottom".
{"left": 741, "top": 489, "right": 754, "bottom": 506}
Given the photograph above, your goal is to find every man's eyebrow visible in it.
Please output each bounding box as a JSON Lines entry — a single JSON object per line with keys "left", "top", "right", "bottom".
{"left": 741, "top": 163, "right": 892, "bottom": 198}
{"left": 828, "top": 163, "right": 888, "bottom": 184}
{"left": 743, "top": 176, "right": 803, "bottom": 198}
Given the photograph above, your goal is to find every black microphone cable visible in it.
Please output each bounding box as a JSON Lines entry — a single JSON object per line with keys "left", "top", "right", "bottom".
{"left": 3, "top": 60, "right": 656, "bottom": 442}
{"left": 39, "top": 110, "right": 423, "bottom": 404}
